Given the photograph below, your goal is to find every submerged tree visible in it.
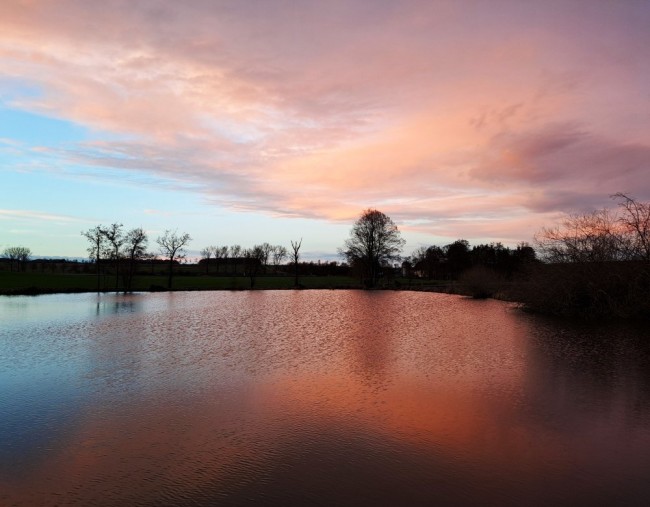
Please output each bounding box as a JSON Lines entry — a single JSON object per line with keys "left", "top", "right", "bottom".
{"left": 340, "top": 209, "right": 405, "bottom": 287}
{"left": 156, "top": 230, "right": 192, "bottom": 289}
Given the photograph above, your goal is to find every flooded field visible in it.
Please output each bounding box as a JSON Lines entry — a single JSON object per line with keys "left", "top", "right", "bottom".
{"left": 1, "top": 291, "right": 650, "bottom": 506}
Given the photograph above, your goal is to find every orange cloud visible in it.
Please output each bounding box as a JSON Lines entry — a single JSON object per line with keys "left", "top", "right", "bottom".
{"left": 1, "top": 0, "right": 649, "bottom": 245}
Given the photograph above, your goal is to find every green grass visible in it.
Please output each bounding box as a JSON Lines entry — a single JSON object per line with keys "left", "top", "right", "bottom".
{"left": 0, "top": 272, "right": 365, "bottom": 294}
{"left": 0, "top": 271, "right": 458, "bottom": 295}
{"left": 0, "top": 272, "right": 99, "bottom": 292}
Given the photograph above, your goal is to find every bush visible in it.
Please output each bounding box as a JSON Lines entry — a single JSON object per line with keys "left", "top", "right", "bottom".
{"left": 513, "top": 261, "right": 650, "bottom": 319}
{"left": 457, "top": 266, "right": 503, "bottom": 299}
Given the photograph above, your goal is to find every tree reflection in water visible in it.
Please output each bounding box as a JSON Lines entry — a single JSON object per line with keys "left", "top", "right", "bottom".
{"left": 1, "top": 291, "right": 650, "bottom": 506}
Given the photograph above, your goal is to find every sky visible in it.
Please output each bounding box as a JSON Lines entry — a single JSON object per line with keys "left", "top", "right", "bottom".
{"left": 1, "top": 0, "right": 649, "bottom": 260}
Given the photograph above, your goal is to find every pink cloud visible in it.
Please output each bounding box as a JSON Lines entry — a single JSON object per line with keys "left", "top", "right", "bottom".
{"left": 1, "top": 0, "right": 649, "bottom": 245}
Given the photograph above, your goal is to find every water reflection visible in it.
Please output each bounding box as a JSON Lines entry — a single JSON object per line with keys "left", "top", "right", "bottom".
{"left": 347, "top": 291, "right": 397, "bottom": 384}
{"left": 524, "top": 319, "right": 650, "bottom": 420}
{"left": 1, "top": 291, "right": 650, "bottom": 506}
{"left": 94, "top": 295, "right": 140, "bottom": 317}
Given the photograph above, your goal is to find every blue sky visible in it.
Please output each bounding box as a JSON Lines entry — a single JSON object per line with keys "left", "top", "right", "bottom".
{"left": 1, "top": 106, "right": 354, "bottom": 258}
{"left": 1, "top": 0, "right": 649, "bottom": 260}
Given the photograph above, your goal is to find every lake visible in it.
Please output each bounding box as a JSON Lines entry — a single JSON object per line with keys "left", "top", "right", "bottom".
{"left": 1, "top": 290, "right": 650, "bottom": 506}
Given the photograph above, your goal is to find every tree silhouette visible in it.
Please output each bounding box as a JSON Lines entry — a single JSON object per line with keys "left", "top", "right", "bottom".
{"left": 101, "top": 223, "right": 124, "bottom": 290}
{"left": 82, "top": 226, "right": 108, "bottom": 291}
{"left": 444, "top": 239, "right": 471, "bottom": 278}
{"left": 123, "top": 228, "right": 148, "bottom": 292}
{"left": 156, "top": 230, "right": 192, "bottom": 289}
{"left": 259, "top": 242, "right": 274, "bottom": 273}
{"left": 535, "top": 209, "right": 625, "bottom": 263}
{"left": 411, "top": 245, "right": 444, "bottom": 279}
{"left": 243, "top": 245, "right": 264, "bottom": 288}
{"left": 340, "top": 209, "right": 404, "bottom": 287}
{"left": 2, "top": 246, "right": 31, "bottom": 272}
{"left": 290, "top": 239, "right": 302, "bottom": 287}
{"left": 229, "top": 245, "right": 242, "bottom": 274}
{"left": 200, "top": 246, "right": 215, "bottom": 274}
{"left": 613, "top": 193, "right": 650, "bottom": 261}
{"left": 272, "top": 245, "right": 288, "bottom": 273}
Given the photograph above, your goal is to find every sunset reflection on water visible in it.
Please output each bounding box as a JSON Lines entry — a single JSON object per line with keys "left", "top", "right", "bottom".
{"left": 1, "top": 291, "right": 649, "bottom": 506}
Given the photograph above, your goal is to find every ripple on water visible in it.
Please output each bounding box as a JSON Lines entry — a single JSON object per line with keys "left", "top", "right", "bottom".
{"left": 2, "top": 291, "right": 650, "bottom": 506}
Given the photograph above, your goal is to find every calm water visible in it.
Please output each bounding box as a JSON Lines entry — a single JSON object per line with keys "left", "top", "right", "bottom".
{"left": 1, "top": 291, "right": 650, "bottom": 506}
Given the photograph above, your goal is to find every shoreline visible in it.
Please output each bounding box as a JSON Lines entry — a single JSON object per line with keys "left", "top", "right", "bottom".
{"left": 0, "top": 284, "right": 458, "bottom": 297}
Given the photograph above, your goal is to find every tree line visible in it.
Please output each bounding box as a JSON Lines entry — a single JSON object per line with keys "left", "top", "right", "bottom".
{"left": 337, "top": 196, "right": 649, "bottom": 319}
{"left": 2, "top": 192, "right": 648, "bottom": 317}
{"left": 77, "top": 225, "right": 304, "bottom": 291}
{"left": 518, "top": 193, "right": 650, "bottom": 318}
{"left": 2, "top": 246, "right": 31, "bottom": 272}
{"left": 338, "top": 208, "right": 536, "bottom": 288}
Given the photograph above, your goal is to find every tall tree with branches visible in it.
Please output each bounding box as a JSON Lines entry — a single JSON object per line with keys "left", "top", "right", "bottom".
{"left": 259, "top": 242, "right": 274, "bottom": 273}
{"left": 243, "top": 245, "right": 265, "bottom": 288}
{"left": 340, "top": 209, "right": 405, "bottom": 287}
{"left": 612, "top": 193, "right": 650, "bottom": 261}
{"left": 229, "top": 244, "right": 242, "bottom": 274}
{"left": 535, "top": 209, "right": 627, "bottom": 263}
{"left": 272, "top": 245, "right": 288, "bottom": 273}
{"left": 200, "top": 246, "right": 216, "bottom": 274}
{"left": 2, "top": 246, "right": 31, "bottom": 272}
{"left": 290, "top": 239, "right": 302, "bottom": 287}
{"left": 122, "top": 227, "right": 148, "bottom": 292}
{"left": 101, "top": 223, "right": 124, "bottom": 290}
{"left": 157, "top": 230, "right": 192, "bottom": 289}
{"left": 82, "top": 225, "right": 108, "bottom": 291}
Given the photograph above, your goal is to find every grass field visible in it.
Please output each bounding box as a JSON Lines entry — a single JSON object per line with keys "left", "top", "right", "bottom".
{"left": 0, "top": 271, "right": 449, "bottom": 295}
{"left": 0, "top": 272, "right": 358, "bottom": 294}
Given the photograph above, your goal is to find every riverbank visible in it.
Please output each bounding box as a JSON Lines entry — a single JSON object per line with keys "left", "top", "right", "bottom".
{"left": 0, "top": 272, "right": 455, "bottom": 296}
{"left": 4, "top": 271, "right": 648, "bottom": 321}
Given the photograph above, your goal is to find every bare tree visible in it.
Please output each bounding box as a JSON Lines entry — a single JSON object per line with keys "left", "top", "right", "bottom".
{"left": 216, "top": 246, "right": 228, "bottom": 274}
{"left": 101, "top": 223, "right": 124, "bottom": 289}
{"left": 535, "top": 209, "right": 627, "bottom": 263}
{"left": 2, "top": 246, "right": 31, "bottom": 272}
{"left": 259, "top": 242, "right": 274, "bottom": 273}
{"left": 82, "top": 225, "right": 108, "bottom": 291}
{"left": 243, "top": 245, "right": 265, "bottom": 288}
{"left": 272, "top": 245, "right": 288, "bottom": 272}
{"left": 122, "top": 228, "right": 148, "bottom": 292}
{"left": 612, "top": 193, "right": 650, "bottom": 261}
{"left": 157, "top": 230, "right": 192, "bottom": 289}
{"left": 340, "top": 209, "right": 405, "bottom": 287}
{"left": 229, "top": 244, "right": 242, "bottom": 274}
{"left": 290, "top": 238, "right": 302, "bottom": 287}
{"left": 200, "top": 246, "right": 215, "bottom": 274}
